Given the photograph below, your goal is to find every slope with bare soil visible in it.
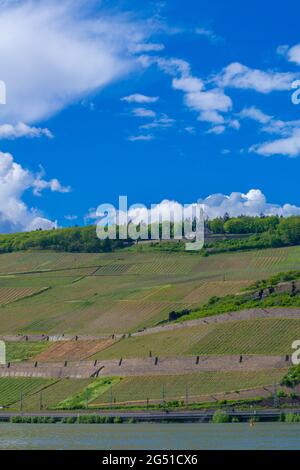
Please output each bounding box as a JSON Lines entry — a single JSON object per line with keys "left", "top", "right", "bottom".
{"left": 34, "top": 339, "right": 115, "bottom": 362}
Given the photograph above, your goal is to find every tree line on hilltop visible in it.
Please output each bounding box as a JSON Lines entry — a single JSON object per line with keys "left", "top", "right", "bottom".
{"left": 0, "top": 214, "right": 300, "bottom": 254}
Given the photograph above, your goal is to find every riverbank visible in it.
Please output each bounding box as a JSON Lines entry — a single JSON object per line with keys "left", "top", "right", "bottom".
{"left": 0, "top": 408, "right": 299, "bottom": 423}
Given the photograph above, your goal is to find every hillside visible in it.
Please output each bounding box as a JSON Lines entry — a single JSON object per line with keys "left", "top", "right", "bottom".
{"left": 0, "top": 246, "right": 300, "bottom": 335}
{"left": 0, "top": 246, "right": 300, "bottom": 411}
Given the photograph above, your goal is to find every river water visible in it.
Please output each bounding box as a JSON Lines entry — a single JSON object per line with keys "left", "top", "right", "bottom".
{"left": 0, "top": 423, "right": 299, "bottom": 450}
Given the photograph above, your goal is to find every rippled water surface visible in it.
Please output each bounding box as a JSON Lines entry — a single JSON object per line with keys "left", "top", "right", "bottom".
{"left": 0, "top": 423, "right": 299, "bottom": 450}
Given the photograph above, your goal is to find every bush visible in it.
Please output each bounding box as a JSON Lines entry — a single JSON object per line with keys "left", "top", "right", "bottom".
{"left": 113, "top": 416, "right": 123, "bottom": 424}
{"left": 231, "top": 416, "right": 240, "bottom": 423}
{"left": 211, "top": 409, "right": 230, "bottom": 423}
{"left": 285, "top": 413, "right": 300, "bottom": 423}
{"left": 277, "top": 390, "right": 287, "bottom": 398}
{"left": 281, "top": 365, "right": 300, "bottom": 388}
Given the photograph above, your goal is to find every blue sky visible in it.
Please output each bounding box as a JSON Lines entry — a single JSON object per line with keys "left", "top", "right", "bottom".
{"left": 1, "top": 0, "right": 300, "bottom": 232}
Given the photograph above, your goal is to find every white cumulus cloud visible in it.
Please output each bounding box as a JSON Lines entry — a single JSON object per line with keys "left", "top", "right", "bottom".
{"left": 250, "top": 129, "right": 300, "bottom": 157}
{"left": 214, "top": 62, "right": 296, "bottom": 93}
{"left": 0, "top": 122, "right": 53, "bottom": 140}
{"left": 87, "top": 190, "right": 300, "bottom": 226}
{"left": 0, "top": 151, "right": 69, "bottom": 233}
{"left": 121, "top": 94, "right": 159, "bottom": 104}
{"left": 132, "top": 108, "right": 156, "bottom": 118}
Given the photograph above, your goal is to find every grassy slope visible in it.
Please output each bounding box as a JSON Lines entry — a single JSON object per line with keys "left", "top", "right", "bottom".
{"left": 0, "top": 246, "right": 300, "bottom": 335}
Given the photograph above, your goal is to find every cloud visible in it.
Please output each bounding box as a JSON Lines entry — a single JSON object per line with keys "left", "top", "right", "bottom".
{"left": 199, "top": 189, "right": 300, "bottom": 217}
{"left": 121, "top": 94, "right": 159, "bottom": 104}
{"left": 172, "top": 76, "right": 204, "bottom": 93}
{"left": 286, "top": 44, "right": 300, "bottom": 65}
{"left": 64, "top": 214, "right": 78, "bottom": 221}
{"left": 206, "top": 125, "right": 226, "bottom": 135}
{"left": 0, "top": 122, "right": 53, "bottom": 140}
{"left": 195, "top": 27, "right": 222, "bottom": 44}
{"left": 32, "top": 173, "right": 71, "bottom": 196}
{"left": 241, "top": 107, "right": 300, "bottom": 135}
{"left": 250, "top": 128, "right": 300, "bottom": 157}
{"left": 88, "top": 190, "right": 300, "bottom": 225}
{"left": 184, "top": 126, "right": 196, "bottom": 134}
{"left": 0, "top": 0, "right": 152, "bottom": 124}
{"left": 214, "top": 62, "right": 296, "bottom": 93}
{"left": 127, "top": 134, "right": 154, "bottom": 142}
{"left": 140, "top": 114, "right": 175, "bottom": 130}
{"left": 0, "top": 151, "right": 69, "bottom": 233}
{"left": 143, "top": 55, "right": 232, "bottom": 125}
{"left": 241, "top": 106, "right": 300, "bottom": 157}
{"left": 130, "top": 42, "right": 165, "bottom": 53}
{"left": 172, "top": 70, "right": 232, "bottom": 123}
{"left": 132, "top": 108, "right": 156, "bottom": 118}
{"left": 239, "top": 106, "right": 272, "bottom": 124}
{"left": 140, "top": 55, "right": 191, "bottom": 76}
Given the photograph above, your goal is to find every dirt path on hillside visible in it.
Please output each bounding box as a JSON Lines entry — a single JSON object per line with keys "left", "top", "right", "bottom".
{"left": 0, "top": 355, "right": 290, "bottom": 379}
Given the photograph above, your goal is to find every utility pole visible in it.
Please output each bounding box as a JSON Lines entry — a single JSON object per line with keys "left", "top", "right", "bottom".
{"left": 20, "top": 391, "right": 23, "bottom": 413}
{"left": 39, "top": 391, "right": 43, "bottom": 411}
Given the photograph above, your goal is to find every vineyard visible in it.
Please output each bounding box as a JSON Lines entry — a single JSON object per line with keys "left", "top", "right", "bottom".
{"left": 93, "top": 370, "right": 286, "bottom": 405}
{"left": 0, "top": 287, "right": 47, "bottom": 305}
{"left": 34, "top": 339, "right": 116, "bottom": 362}
{"left": 6, "top": 342, "right": 50, "bottom": 362}
{"left": 91, "top": 317, "right": 300, "bottom": 359}
{"left": 189, "top": 318, "right": 300, "bottom": 355}
{"left": 92, "top": 324, "right": 213, "bottom": 360}
{"left": 0, "top": 246, "right": 299, "bottom": 336}
{"left": 4, "top": 378, "right": 92, "bottom": 411}
{"left": 0, "top": 378, "right": 55, "bottom": 407}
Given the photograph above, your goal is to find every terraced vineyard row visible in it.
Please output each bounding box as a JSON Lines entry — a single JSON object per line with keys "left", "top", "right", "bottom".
{"left": 189, "top": 318, "right": 300, "bottom": 355}
{"left": 249, "top": 248, "right": 289, "bottom": 269}
{"left": 184, "top": 280, "right": 251, "bottom": 302}
{"left": 126, "top": 256, "right": 199, "bottom": 275}
{"left": 34, "top": 339, "right": 115, "bottom": 362}
{"left": 92, "top": 318, "right": 300, "bottom": 359}
{"left": 0, "top": 378, "right": 55, "bottom": 407}
{"left": 0, "top": 287, "right": 46, "bottom": 305}
{"left": 5, "top": 379, "right": 92, "bottom": 411}
{"left": 94, "top": 370, "right": 286, "bottom": 405}
{"left": 92, "top": 324, "right": 212, "bottom": 359}
{"left": 83, "top": 300, "right": 196, "bottom": 334}
{"left": 6, "top": 342, "right": 50, "bottom": 362}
